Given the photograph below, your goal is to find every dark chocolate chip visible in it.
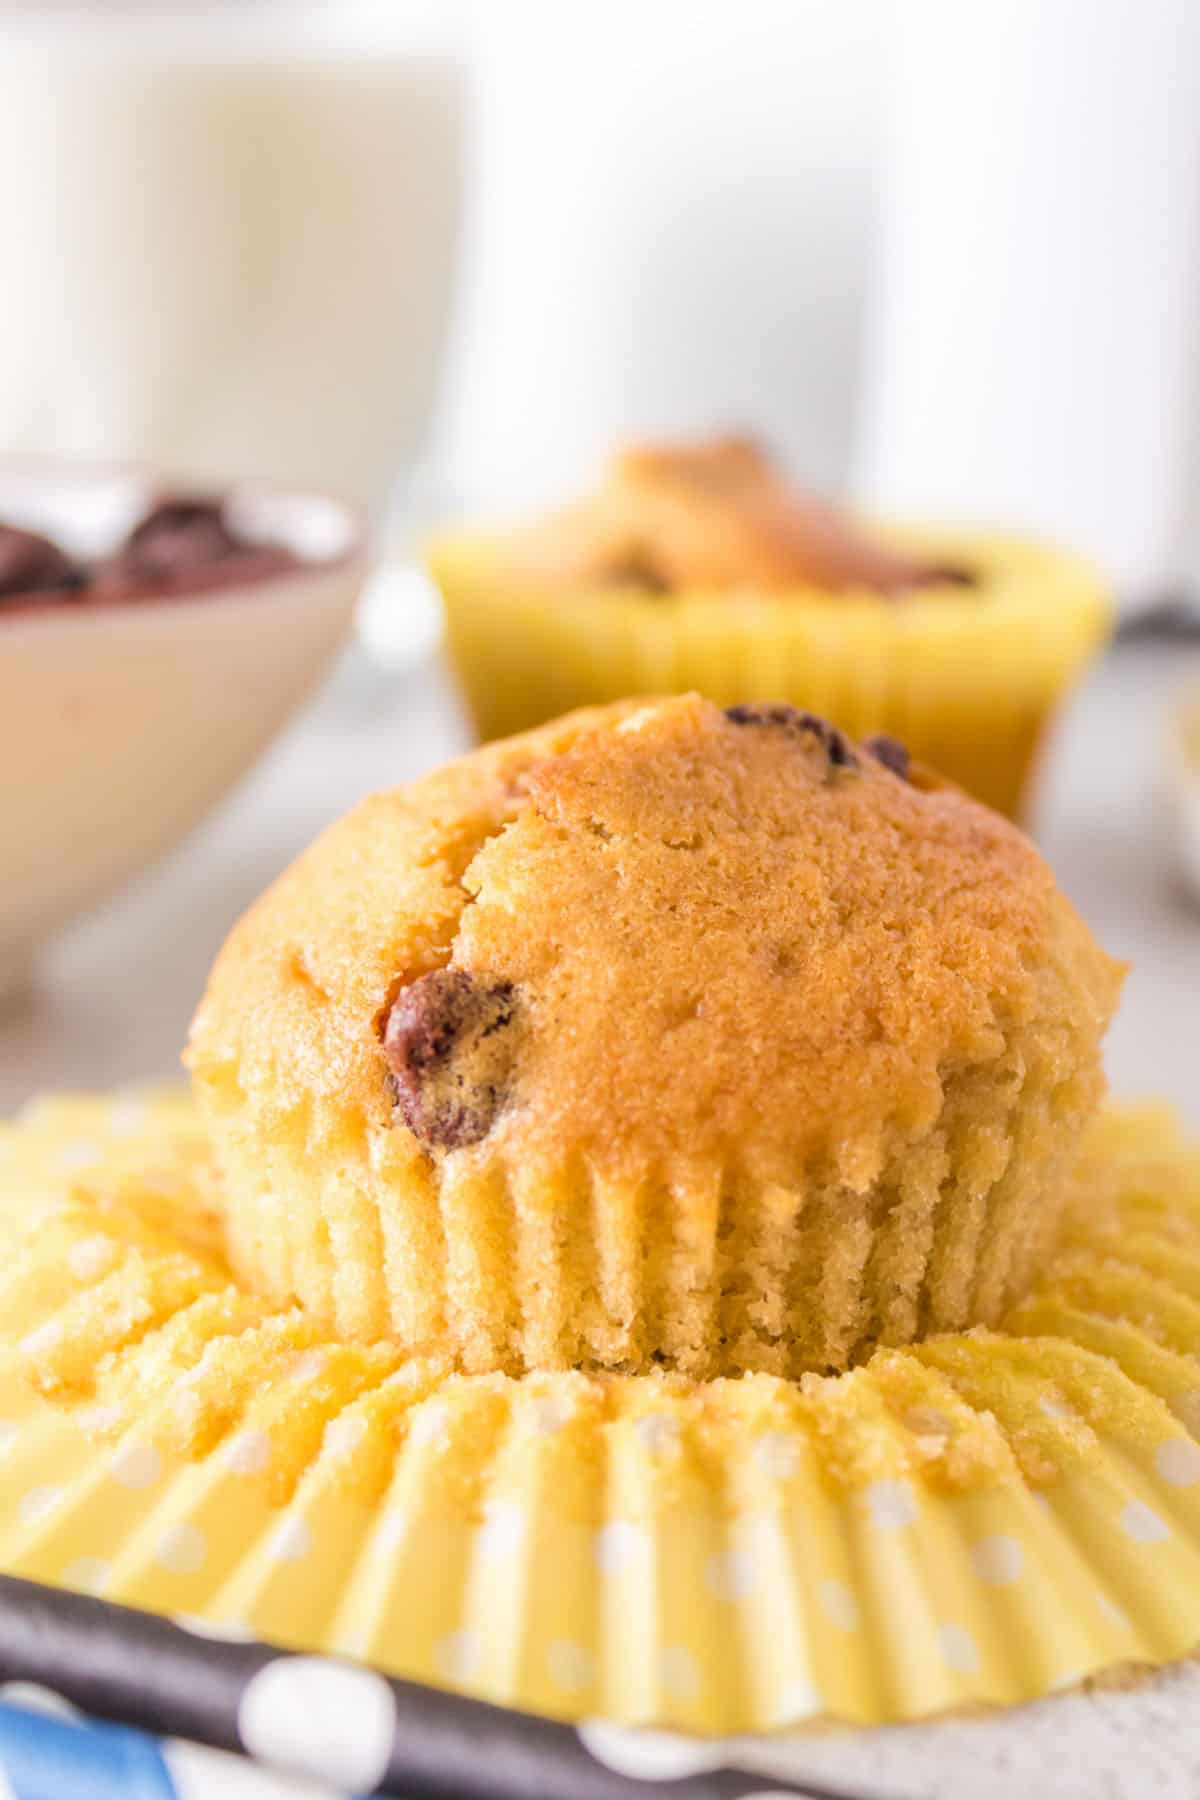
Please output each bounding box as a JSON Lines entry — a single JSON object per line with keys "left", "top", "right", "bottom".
{"left": 382, "top": 968, "right": 517, "bottom": 1150}
{"left": 119, "top": 499, "right": 243, "bottom": 577}
{"left": 863, "top": 733, "right": 912, "bottom": 781}
{"left": 0, "top": 525, "right": 87, "bottom": 603}
{"left": 724, "top": 703, "right": 858, "bottom": 771}
{"left": 926, "top": 563, "right": 976, "bottom": 589}
{"left": 95, "top": 495, "right": 295, "bottom": 595}
{"left": 598, "top": 543, "right": 671, "bottom": 594}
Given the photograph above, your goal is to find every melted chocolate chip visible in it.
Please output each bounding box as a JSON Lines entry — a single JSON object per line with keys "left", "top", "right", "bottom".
{"left": 724, "top": 703, "right": 858, "bottom": 771}
{"left": 863, "top": 733, "right": 911, "bottom": 781}
{"left": 383, "top": 968, "right": 517, "bottom": 1150}
{"left": 0, "top": 525, "right": 87, "bottom": 603}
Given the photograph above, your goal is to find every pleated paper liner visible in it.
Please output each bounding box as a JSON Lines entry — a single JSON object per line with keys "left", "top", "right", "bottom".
{"left": 2, "top": 1092, "right": 1200, "bottom": 1734}
{"left": 428, "top": 526, "right": 1110, "bottom": 818}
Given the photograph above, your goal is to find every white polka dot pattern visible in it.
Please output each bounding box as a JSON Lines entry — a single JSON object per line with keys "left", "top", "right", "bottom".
{"left": 322, "top": 1413, "right": 367, "bottom": 1458}
{"left": 222, "top": 1429, "right": 271, "bottom": 1475}
{"left": 547, "top": 1639, "right": 595, "bottom": 1692}
{"left": 865, "top": 1479, "right": 918, "bottom": 1529}
{"left": 594, "top": 1521, "right": 651, "bottom": 1574}
{"left": 17, "top": 1487, "right": 62, "bottom": 1527}
{"left": 63, "top": 1558, "right": 109, "bottom": 1593}
{"left": 1096, "top": 1591, "right": 1131, "bottom": 1632}
{"left": 819, "top": 1579, "right": 859, "bottom": 1631}
{"left": 407, "top": 1401, "right": 450, "bottom": 1449}
{"left": 752, "top": 1431, "right": 803, "bottom": 1479}
{"left": 287, "top": 1348, "right": 328, "bottom": 1385}
{"left": 1122, "top": 1501, "right": 1170, "bottom": 1543}
{"left": 1155, "top": 1438, "right": 1200, "bottom": 1487}
{"left": 971, "top": 1534, "right": 1025, "bottom": 1585}
{"left": 771, "top": 1678, "right": 821, "bottom": 1725}
{"left": 435, "top": 1629, "right": 482, "bottom": 1683}
{"left": 374, "top": 1509, "right": 410, "bottom": 1554}
{"left": 108, "top": 1442, "right": 162, "bottom": 1490}
{"left": 237, "top": 1656, "right": 396, "bottom": 1791}
{"left": 633, "top": 1413, "right": 680, "bottom": 1456}
{"left": 577, "top": 1722, "right": 724, "bottom": 1780}
{"left": 267, "top": 1517, "right": 313, "bottom": 1564}
{"left": 937, "top": 1622, "right": 981, "bottom": 1673}
{"left": 740, "top": 1791, "right": 821, "bottom": 1799}
{"left": 171, "top": 1614, "right": 257, "bottom": 1643}
{"left": 156, "top": 1523, "right": 207, "bottom": 1575}
{"left": 534, "top": 1393, "right": 575, "bottom": 1435}
{"left": 0, "top": 1682, "right": 80, "bottom": 1721}
{"left": 476, "top": 1500, "right": 528, "bottom": 1561}
{"left": 657, "top": 1646, "right": 700, "bottom": 1702}
{"left": 704, "top": 1547, "right": 757, "bottom": 1601}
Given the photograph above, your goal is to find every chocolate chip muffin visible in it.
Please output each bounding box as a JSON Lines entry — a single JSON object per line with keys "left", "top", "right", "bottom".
{"left": 187, "top": 695, "right": 1123, "bottom": 1378}
{"left": 429, "top": 434, "right": 1112, "bottom": 818}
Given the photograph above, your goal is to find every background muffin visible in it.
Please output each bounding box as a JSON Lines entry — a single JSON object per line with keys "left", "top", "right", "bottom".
{"left": 188, "top": 694, "right": 1123, "bottom": 1379}
{"left": 429, "top": 436, "right": 1110, "bottom": 818}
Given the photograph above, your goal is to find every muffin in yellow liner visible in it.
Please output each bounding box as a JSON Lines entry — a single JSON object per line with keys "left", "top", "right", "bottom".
{"left": 428, "top": 438, "right": 1111, "bottom": 818}
{"left": 3, "top": 1088, "right": 1200, "bottom": 1733}
{"left": 186, "top": 695, "right": 1122, "bottom": 1379}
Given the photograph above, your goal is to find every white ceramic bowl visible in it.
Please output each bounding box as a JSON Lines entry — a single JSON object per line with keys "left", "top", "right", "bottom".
{"left": 0, "top": 462, "right": 366, "bottom": 993}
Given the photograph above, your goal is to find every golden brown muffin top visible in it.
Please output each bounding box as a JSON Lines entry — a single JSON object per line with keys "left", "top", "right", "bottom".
{"left": 188, "top": 697, "right": 1122, "bottom": 1195}
{"left": 500, "top": 436, "right": 969, "bottom": 596}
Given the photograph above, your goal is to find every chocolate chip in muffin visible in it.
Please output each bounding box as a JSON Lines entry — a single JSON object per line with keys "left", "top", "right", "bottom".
{"left": 925, "top": 563, "right": 976, "bottom": 589}
{"left": 863, "top": 733, "right": 912, "bottom": 781}
{"left": 0, "top": 525, "right": 87, "bottom": 602}
{"left": 597, "top": 541, "right": 671, "bottom": 594}
{"left": 383, "top": 968, "right": 517, "bottom": 1150}
{"left": 724, "top": 702, "right": 858, "bottom": 771}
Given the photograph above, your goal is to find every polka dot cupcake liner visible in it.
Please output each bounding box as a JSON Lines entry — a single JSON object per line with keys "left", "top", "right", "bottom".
{"left": 1, "top": 1092, "right": 1200, "bottom": 1734}
{"left": 429, "top": 525, "right": 1110, "bottom": 818}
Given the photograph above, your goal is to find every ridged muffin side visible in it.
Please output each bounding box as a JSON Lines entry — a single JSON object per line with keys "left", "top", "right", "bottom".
{"left": 188, "top": 696, "right": 1122, "bottom": 1377}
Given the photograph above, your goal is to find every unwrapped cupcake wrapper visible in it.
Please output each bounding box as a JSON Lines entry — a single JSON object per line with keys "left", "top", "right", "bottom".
{"left": 429, "top": 529, "right": 1110, "bottom": 818}
{"left": 2, "top": 1092, "right": 1200, "bottom": 1735}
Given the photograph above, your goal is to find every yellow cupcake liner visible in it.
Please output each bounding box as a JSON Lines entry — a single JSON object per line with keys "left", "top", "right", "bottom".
{"left": 429, "top": 528, "right": 1111, "bottom": 818}
{"left": 2, "top": 1091, "right": 1200, "bottom": 1733}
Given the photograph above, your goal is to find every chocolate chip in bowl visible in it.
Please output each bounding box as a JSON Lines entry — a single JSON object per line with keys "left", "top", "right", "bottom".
{"left": 0, "top": 524, "right": 87, "bottom": 603}
{"left": 93, "top": 495, "right": 299, "bottom": 599}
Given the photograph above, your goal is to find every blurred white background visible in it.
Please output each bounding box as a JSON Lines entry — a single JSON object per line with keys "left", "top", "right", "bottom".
{"left": 434, "top": 0, "right": 1200, "bottom": 604}
{"left": 433, "top": 0, "right": 881, "bottom": 508}
{"left": 7, "top": 0, "right": 1200, "bottom": 601}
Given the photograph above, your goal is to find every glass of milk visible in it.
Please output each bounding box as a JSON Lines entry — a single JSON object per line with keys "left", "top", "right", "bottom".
{"left": 0, "top": 1, "right": 464, "bottom": 518}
